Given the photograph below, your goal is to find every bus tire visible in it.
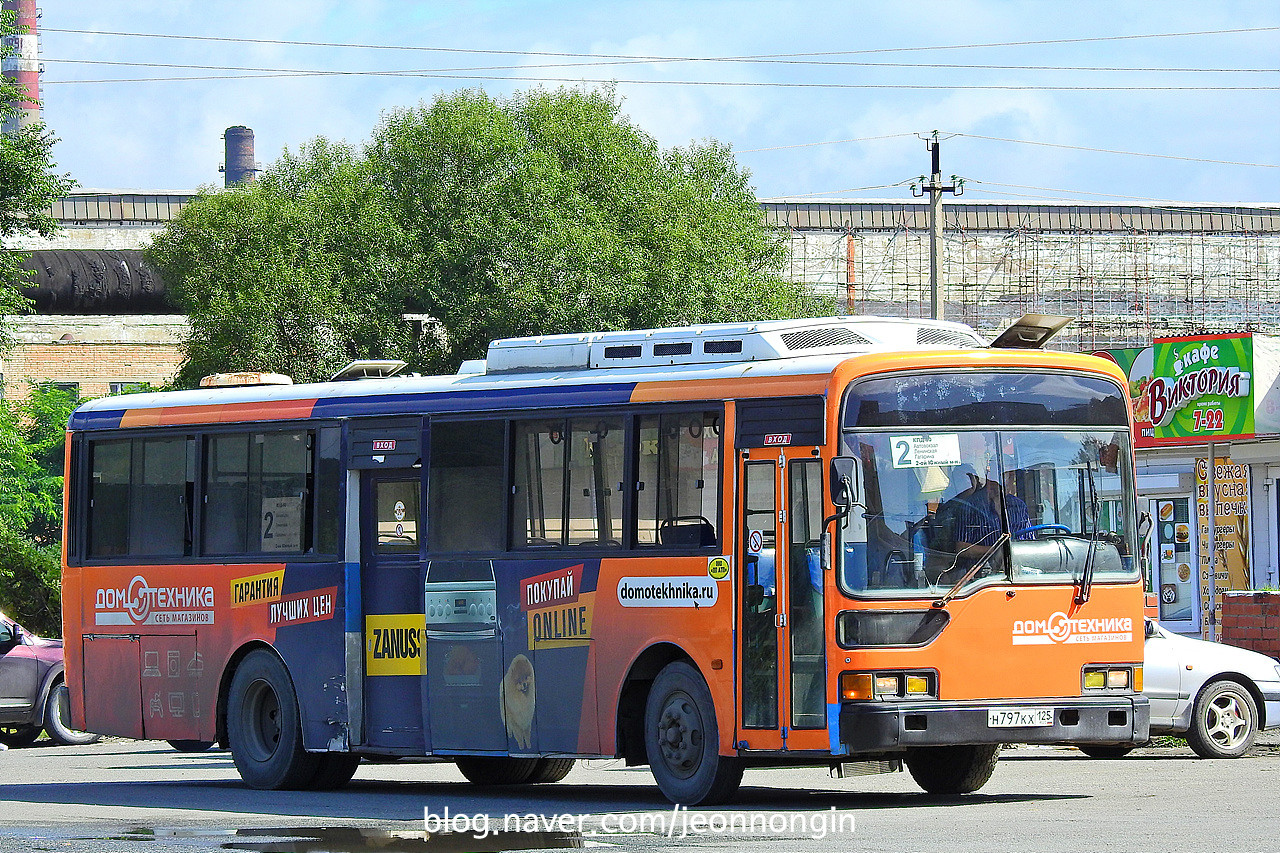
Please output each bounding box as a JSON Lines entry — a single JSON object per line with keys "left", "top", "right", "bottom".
{"left": 227, "top": 649, "right": 320, "bottom": 790}
{"left": 44, "top": 681, "right": 102, "bottom": 746}
{"left": 1078, "top": 744, "right": 1135, "bottom": 759}
{"left": 167, "top": 739, "right": 215, "bottom": 753}
{"left": 454, "top": 756, "right": 539, "bottom": 785}
{"left": 905, "top": 744, "right": 1000, "bottom": 795}
{"left": 644, "top": 661, "right": 743, "bottom": 805}
{"left": 307, "top": 753, "right": 361, "bottom": 789}
{"left": 527, "top": 757, "right": 576, "bottom": 783}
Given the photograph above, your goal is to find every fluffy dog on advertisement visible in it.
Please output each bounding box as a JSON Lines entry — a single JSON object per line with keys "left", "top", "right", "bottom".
{"left": 500, "top": 654, "right": 535, "bottom": 749}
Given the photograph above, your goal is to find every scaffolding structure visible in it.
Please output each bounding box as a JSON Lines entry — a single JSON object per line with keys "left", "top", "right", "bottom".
{"left": 770, "top": 202, "right": 1280, "bottom": 352}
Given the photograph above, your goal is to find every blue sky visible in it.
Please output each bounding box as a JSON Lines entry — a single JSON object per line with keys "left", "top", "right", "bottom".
{"left": 33, "top": 1, "right": 1280, "bottom": 203}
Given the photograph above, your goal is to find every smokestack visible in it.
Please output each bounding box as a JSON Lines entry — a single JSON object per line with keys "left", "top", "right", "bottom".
{"left": 220, "top": 126, "right": 260, "bottom": 187}
{"left": 1, "top": 0, "right": 41, "bottom": 134}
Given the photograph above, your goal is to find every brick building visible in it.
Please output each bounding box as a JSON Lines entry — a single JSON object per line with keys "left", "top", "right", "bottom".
{"left": 1, "top": 192, "right": 191, "bottom": 403}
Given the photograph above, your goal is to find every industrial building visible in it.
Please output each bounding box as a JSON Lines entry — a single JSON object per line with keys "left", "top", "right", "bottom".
{"left": 765, "top": 200, "right": 1280, "bottom": 352}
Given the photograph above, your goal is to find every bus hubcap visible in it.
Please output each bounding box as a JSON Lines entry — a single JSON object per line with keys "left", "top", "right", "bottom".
{"left": 246, "top": 680, "right": 282, "bottom": 760}
{"left": 657, "top": 692, "right": 703, "bottom": 778}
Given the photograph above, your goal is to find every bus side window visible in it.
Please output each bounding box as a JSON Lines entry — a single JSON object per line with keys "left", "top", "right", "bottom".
{"left": 428, "top": 420, "right": 505, "bottom": 553}
{"left": 636, "top": 412, "right": 721, "bottom": 549}
{"left": 87, "top": 437, "right": 191, "bottom": 558}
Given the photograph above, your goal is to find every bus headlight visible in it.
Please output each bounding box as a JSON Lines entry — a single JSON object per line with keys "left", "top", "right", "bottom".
{"left": 842, "top": 670, "right": 937, "bottom": 700}
{"left": 1083, "top": 665, "right": 1139, "bottom": 692}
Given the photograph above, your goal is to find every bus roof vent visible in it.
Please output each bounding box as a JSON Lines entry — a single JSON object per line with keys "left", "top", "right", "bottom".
{"left": 330, "top": 360, "right": 408, "bottom": 381}
{"left": 917, "top": 327, "right": 983, "bottom": 347}
{"left": 485, "top": 317, "right": 984, "bottom": 374}
{"left": 199, "top": 371, "right": 293, "bottom": 388}
{"left": 782, "top": 327, "right": 873, "bottom": 350}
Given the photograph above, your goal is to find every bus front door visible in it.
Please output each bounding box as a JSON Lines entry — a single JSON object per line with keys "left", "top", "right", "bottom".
{"left": 738, "top": 449, "right": 829, "bottom": 753}
{"left": 360, "top": 471, "right": 426, "bottom": 752}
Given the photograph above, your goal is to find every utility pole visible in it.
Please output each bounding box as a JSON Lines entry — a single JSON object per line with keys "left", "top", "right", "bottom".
{"left": 911, "top": 132, "right": 963, "bottom": 320}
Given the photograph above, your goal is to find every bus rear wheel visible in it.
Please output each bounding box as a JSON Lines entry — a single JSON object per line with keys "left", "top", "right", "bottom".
{"left": 454, "top": 756, "right": 540, "bottom": 785}
{"left": 644, "top": 661, "right": 743, "bottom": 806}
{"left": 905, "top": 744, "right": 1000, "bottom": 795}
{"left": 227, "top": 650, "right": 320, "bottom": 789}
{"left": 528, "top": 757, "right": 576, "bottom": 783}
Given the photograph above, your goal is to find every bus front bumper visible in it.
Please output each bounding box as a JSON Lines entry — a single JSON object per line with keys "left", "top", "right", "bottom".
{"left": 838, "top": 695, "right": 1151, "bottom": 752}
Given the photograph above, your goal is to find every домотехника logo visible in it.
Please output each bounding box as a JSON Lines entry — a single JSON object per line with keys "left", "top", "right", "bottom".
{"left": 95, "top": 575, "right": 215, "bottom": 626}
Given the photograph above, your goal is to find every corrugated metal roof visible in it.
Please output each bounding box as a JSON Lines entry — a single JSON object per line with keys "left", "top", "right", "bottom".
{"left": 50, "top": 192, "right": 195, "bottom": 224}
{"left": 761, "top": 201, "right": 1280, "bottom": 233}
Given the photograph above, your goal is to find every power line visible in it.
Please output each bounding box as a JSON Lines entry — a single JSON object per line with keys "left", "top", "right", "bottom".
{"left": 42, "top": 56, "right": 1280, "bottom": 75}
{"left": 41, "top": 70, "right": 1280, "bottom": 91}
{"left": 953, "top": 133, "right": 1280, "bottom": 169}
{"left": 739, "top": 134, "right": 916, "bottom": 153}
{"left": 40, "top": 25, "right": 1280, "bottom": 60}
{"left": 734, "top": 130, "right": 1278, "bottom": 170}
{"left": 759, "top": 182, "right": 911, "bottom": 200}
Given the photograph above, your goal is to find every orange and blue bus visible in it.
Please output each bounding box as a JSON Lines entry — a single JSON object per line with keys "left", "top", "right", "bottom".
{"left": 62, "top": 316, "right": 1149, "bottom": 804}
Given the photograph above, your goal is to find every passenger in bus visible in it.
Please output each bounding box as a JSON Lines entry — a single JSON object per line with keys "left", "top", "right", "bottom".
{"left": 934, "top": 464, "right": 1031, "bottom": 576}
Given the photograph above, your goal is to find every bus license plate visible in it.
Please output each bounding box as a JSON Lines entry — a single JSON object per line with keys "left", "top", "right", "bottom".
{"left": 987, "top": 707, "right": 1054, "bottom": 728}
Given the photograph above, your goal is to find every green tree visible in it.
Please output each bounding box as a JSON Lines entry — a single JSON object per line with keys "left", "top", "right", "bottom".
{"left": 0, "top": 385, "right": 78, "bottom": 635}
{"left": 151, "top": 86, "right": 827, "bottom": 383}
{"left": 148, "top": 139, "right": 417, "bottom": 386}
{"left": 0, "top": 10, "right": 75, "bottom": 351}
{"left": 369, "top": 87, "right": 826, "bottom": 371}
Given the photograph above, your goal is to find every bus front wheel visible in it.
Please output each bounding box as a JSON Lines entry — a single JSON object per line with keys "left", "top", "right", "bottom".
{"left": 905, "top": 744, "right": 1001, "bottom": 795}
{"left": 644, "top": 661, "right": 743, "bottom": 806}
{"left": 227, "top": 650, "right": 320, "bottom": 789}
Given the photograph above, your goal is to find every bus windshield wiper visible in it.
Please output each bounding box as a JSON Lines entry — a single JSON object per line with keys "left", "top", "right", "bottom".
{"left": 933, "top": 532, "right": 1010, "bottom": 609}
{"left": 1075, "top": 463, "right": 1101, "bottom": 604}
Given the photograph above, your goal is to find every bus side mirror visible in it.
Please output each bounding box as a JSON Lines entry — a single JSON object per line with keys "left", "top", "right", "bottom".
{"left": 1138, "top": 511, "right": 1152, "bottom": 539}
{"left": 830, "top": 457, "right": 857, "bottom": 507}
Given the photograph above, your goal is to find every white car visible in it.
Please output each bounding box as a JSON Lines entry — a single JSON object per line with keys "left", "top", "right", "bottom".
{"left": 1082, "top": 618, "right": 1280, "bottom": 759}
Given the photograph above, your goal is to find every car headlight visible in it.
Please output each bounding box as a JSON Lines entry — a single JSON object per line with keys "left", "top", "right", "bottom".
{"left": 1274, "top": 663, "right": 1280, "bottom": 683}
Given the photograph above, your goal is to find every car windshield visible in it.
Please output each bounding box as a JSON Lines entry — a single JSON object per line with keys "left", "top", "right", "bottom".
{"left": 837, "top": 428, "right": 1137, "bottom": 597}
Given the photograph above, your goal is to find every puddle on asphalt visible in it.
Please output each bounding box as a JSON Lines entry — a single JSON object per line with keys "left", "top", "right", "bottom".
{"left": 89, "top": 826, "right": 585, "bottom": 852}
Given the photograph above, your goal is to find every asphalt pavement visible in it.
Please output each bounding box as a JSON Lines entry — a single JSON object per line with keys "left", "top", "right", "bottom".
{"left": 2, "top": 736, "right": 1279, "bottom": 853}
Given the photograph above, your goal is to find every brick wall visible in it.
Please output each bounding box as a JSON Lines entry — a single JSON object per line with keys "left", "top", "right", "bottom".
{"left": 1220, "top": 592, "right": 1280, "bottom": 658}
{"left": 1, "top": 341, "right": 183, "bottom": 403}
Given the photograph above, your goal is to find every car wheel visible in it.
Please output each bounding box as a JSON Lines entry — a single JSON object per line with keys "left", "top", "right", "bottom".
{"left": 167, "top": 739, "right": 215, "bottom": 752}
{"left": 905, "top": 744, "right": 1001, "bottom": 794}
{"left": 1186, "top": 679, "right": 1257, "bottom": 759}
{"left": 644, "top": 661, "right": 743, "bottom": 806}
{"left": 44, "top": 682, "right": 102, "bottom": 746}
{"left": 0, "top": 725, "right": 41, "bottom": 748}
{"left": 1078, "top": 745, "right": 1135, "bottom": 759}
{"left": 227, "top": 650, "right": 320, "bottom": 789}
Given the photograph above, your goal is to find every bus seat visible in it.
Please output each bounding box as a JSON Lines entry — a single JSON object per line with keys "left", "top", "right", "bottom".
{"left": 658, "top": 515, "right": 717, "bottom": 547}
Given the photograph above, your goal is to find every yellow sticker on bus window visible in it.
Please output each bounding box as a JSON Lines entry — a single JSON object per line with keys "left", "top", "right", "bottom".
{"left": 365, "top": 613, "right": 426, "bottom": 676}
{"left": 708, "top": 557, "right": 731, "bottom": 581}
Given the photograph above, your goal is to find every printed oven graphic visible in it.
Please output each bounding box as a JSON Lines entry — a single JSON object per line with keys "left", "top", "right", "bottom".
{"left": 423, "top": 560, "right": 506, "bottom": 751}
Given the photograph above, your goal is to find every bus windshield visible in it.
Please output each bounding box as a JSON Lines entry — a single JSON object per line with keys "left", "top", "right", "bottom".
{"left": 836, "top": 370, "right": 1137, "bottom": 598}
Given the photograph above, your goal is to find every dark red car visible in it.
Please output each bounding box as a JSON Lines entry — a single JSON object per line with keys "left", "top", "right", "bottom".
{"left": 0, "top": 611, "right": 100, "bottom": 747}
